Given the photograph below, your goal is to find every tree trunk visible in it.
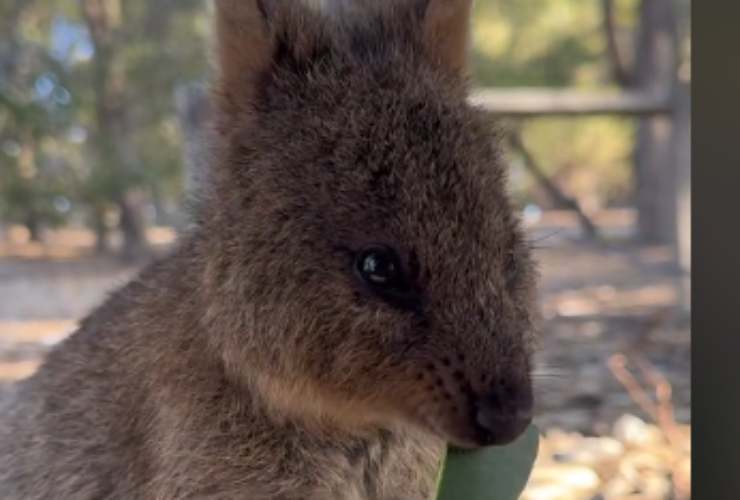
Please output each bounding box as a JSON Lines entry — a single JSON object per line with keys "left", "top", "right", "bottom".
{"left": 150, "top": 183, "right": 166, "bottom": 226}
{"left": 80, "top": 0, "right": 149, "bottom": 260}
{"left": 634, "top": 116, "right": 675, "bottom": 243}
{"left": 25, "top": 212, "right": 42, "bottom": 242}
{"left": 92, "top": 207, "right": 110, "bottom": 255}
{"left": 632, "top": 0, "right": 679, "bottom": 243}
{"left": 672, "top": 81, "right": 691, "bottom": 313}
{"left": 117, "top": 191, "right": 147, "bottom": 261}
{"left": 174, "top": 83, "right": 211, "bottom": 197}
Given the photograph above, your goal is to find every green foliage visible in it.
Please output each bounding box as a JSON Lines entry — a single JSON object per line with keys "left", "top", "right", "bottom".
{"left": 472, "top": 0, "right": 608, "bottom": 88}
{"left": 436, "top": 425, "right": 540, "bottom": 500}
{"left": 0, "top": 156, "right": 69, "bottom": 232}
{"left": 0, "top": 4, "right": 79, "bottom": 232}
{"left": 1, "top": 0, "right": 210, "bottom": 238}
{"left": 471, "top": 0, "right": 640, "bottom": 209}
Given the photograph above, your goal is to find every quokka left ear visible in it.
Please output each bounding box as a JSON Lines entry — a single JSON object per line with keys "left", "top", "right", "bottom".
{"left": 213, "top": 0, "right": 275, "bottom": 121}
{"left": 212, "top": 0, "right": 325, "bottom": 129}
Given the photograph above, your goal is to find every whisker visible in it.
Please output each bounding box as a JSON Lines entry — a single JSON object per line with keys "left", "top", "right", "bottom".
{"left": 532, "top": 371, "right": 568, "bottom": 381}
{"left": 531, "top": 364, "right": 570, "bottom": 388}
{"left": 526, "top": 228, "right": 564, "bottom": 249}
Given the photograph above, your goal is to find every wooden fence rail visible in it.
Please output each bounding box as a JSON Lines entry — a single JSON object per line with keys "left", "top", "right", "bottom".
{"left": 469, "top": 88, "right": 672, "bottom": 117}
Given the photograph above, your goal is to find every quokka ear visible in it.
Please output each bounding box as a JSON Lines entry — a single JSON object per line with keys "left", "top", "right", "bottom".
{"left": 419, "top": 0, "right": 474, "bottom": 76}
{"left": 213, "top": 0, "right": 274, "bottom": 121}
{"left": 213, "top": 0, "right": 327, "bottom": 128}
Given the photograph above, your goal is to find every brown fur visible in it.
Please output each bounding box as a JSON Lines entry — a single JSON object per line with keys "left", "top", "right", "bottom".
{"left": 0, "top": 1, "right": 539, "bottom": 498}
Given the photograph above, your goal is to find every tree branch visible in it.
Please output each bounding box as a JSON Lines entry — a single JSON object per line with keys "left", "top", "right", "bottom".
{"left": 508, "top": 130, "right": 599, "bottom": 240}
{"left": 601, "top": 0, "right": 633, "bottom": 87}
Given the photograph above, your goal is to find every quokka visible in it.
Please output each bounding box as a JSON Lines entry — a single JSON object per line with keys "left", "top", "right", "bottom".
{"left": 0, "top": 0, "right": 540, "bottom": 498}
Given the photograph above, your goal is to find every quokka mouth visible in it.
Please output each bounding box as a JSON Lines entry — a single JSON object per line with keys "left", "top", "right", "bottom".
{"left": 408, "top": 355, "right": 534, "bottom": 449}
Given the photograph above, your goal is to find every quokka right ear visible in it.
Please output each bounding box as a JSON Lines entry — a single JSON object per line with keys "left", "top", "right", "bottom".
{"left": 419, "top": 0, "right": 474, "bottom": 77}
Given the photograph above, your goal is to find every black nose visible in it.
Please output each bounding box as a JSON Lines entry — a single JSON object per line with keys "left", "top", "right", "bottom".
{"left": 473, "top": 383, "right": 533, "bottom": 446}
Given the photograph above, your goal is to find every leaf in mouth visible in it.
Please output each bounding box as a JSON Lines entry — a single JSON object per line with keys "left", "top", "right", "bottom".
{"left": 435, "top": 424, "right": 540, "bottom": 500}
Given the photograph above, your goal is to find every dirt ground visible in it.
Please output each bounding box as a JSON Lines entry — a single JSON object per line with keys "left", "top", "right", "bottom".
{"left": 0, "top": 209, "right": 691, "bottom": 498}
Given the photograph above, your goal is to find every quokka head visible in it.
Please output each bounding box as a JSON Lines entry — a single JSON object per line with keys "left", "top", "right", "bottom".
{"left": 198, "top": 0, "right": 539, "bottom": 448}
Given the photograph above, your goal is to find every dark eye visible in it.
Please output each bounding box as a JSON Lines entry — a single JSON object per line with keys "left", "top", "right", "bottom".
{"left": 356, "top": 246, "right": 402, "bottom": 288}
{"left": 352, "top": 245, "right": 422, "bottom": 312}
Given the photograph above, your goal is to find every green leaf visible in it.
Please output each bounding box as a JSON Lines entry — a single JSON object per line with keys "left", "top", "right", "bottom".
{"left": 435, "top": 424, "right": 540, "bottom": 500}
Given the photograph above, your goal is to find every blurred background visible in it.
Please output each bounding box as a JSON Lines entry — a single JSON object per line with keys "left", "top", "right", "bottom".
{"left": 0, "top": 1, "right": 690, "bottom": 498}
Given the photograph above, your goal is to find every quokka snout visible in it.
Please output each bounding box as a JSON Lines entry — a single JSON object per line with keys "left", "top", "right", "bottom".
{"left": 205, "top": 0, "right": 539, "bottom": 449}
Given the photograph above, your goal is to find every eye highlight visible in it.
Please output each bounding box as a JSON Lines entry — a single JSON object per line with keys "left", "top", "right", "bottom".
{"left": 357, "top": 247, "right": 402, "bottom": 287}
{"left": 353, "top": 245, "right": 422, "bottom": 313}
